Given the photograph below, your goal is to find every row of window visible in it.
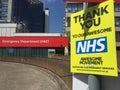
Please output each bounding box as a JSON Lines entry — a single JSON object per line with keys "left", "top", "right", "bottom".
{"left": 0, "top": 2, "right": 8, "bottom": 22}
{"left": 0, "top": 2, "right": 8, "bottom": 7}
{"left": 66, "top": 3, "right": 83, "bottom": 13}
{"left": 66, "top": 3, "right": 120, "bottom": 13}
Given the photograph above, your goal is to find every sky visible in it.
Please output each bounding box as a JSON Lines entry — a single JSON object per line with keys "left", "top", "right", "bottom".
{"left": 40, "top": 0, "right": 65, "bottom": 33}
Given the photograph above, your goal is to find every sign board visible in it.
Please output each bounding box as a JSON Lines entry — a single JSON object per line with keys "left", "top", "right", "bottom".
{"left": 0, "top": 36, "right": 68, "bottom": 47}
{"left": 71, "top": 0, "right": 118, "bottom": 76}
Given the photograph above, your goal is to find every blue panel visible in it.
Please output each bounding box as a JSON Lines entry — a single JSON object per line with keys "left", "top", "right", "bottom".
{"left": 76, "top": 37, "right": 107, "bottom": 54}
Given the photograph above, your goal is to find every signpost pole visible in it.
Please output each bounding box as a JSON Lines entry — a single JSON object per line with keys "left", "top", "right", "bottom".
{"left": 88, "top": 3, "right": 101, "bottom": 90}
{"left": 88, "top": 75, "right": 100, "bottom": 90}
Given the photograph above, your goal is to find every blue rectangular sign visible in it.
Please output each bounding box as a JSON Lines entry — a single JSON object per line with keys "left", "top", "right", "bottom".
{"left": 76, "top": 37, "right": 107, "bottom": 54}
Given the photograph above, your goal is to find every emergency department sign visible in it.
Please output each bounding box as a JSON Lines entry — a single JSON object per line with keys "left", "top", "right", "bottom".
{"left": 71, "top": 0, "right": 118, "bottom": 76}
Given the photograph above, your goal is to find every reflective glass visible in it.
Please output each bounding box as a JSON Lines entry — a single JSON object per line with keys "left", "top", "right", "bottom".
{"left": 67, "top": 3, "right": 83, "bottom": 13}
{"left": 115, "top": 4, "right": 120, "bottom": 12}
{"left": 67, "top": 17, "right": 70, "bottom": 27}
{"left": 115, "top": 17, "right": 120, "bottom": 26}
{"left": 77, "top": 3, "right": 83, "bottom": 11}
{"left": 67, "top": 4, "right": 72, "bottom": 12}
{"left": 116, "top": 32, "right": 120, "bottom": 42}
{"left": 72, "top": 4, "right": 77, "bottom": 12}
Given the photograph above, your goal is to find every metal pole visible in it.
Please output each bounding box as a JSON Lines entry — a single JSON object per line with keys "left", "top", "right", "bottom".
{"left": 88, "top": 75, "right": 100, "bottom": 90}
{"left": 87, "top": 2, "right": 101, "bottom": 90}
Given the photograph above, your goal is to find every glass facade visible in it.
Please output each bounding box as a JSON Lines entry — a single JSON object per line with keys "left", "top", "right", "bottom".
{"left": 13, "top": 0, "right": 45, "bottom": 32}
{"left": 0, "top": 0, "right": 8, "bottom": 22}
{"left": 0, "top": 0, "right": 45, "bottom": 32}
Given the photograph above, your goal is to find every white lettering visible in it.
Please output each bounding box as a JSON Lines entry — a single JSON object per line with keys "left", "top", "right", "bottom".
{"left": 77, "top": 41, "right": 87, "bottom": 53}
{"left": 86, "top": 40, "right": 96, "bottom": 52}
{"left": 96, "top": 38, "right": 105, "bottom": 52}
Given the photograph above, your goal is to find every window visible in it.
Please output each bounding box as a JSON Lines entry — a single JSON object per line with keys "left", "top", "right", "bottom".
{"left": 72, "top": 4, "right": 77, "bottom": 12}
{"left": 66, "top": 17, "right": 70, "bottom": 27}
{"left": 115, "top": 17, "right": 120, "bottom": 26}
{"left": 115, "top": 4, "right": 120, "bottom": 12}
{"left": 7, "top": 48, "right": 14, "bottom": 56}
{"left": 78, "top": 3, "right": 83, "bottom": 11}
{"left": 0, "top": 2, "right": 8, "bottom": 21}
{"left": 116, "top": 32, "right": 120, "bottom": 42}
{"left": 67, "top": 3, "right": 83, "bottom": 13}
{"left": 67, "top": 4, "right": 72, "bottom": 12}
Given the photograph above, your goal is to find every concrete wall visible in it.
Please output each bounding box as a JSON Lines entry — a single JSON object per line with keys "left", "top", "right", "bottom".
{"left": 73, "top": 73, "right": 120, "bottom": 90}
{"left": 101, "top": 74, "right": 120, "bottom": 90}
{"left": 7, "top": 0, "right": 13, "bottom": 22}
{"left": 0, "top": 56, "right": 72, "bottom": 90}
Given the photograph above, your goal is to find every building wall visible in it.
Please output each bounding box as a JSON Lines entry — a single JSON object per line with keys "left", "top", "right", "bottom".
{"left": 0, "top": 25, "right": 67, "bottom": 57}
{"left": 7, "top": 0, "right": 13, "bottom": 22}
{"left": 115, "top": 4, "right": 120, "bottom": 47}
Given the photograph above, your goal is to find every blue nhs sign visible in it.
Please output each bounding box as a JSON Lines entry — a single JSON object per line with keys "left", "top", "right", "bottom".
{"left": 76, "top": 37, "right": 107, "bottom": 54}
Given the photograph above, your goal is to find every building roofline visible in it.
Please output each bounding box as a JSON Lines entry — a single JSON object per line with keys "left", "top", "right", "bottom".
{"left": 14, "top": 33, "right": 62, "bottom": 37}
{"left": 64, "top": 0, "right": 120, "bottom": 3}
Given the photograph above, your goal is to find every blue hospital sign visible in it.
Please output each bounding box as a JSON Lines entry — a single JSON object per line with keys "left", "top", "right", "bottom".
{"left": 76, "top": 37, "right": 107, "bottom": 54}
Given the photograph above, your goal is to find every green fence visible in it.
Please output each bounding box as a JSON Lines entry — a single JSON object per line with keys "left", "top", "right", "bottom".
{"left": 0, "top": 47, "right": 48, "bottom": 57}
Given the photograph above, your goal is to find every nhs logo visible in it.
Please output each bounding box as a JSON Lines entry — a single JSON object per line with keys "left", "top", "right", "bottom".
{"left": 76, "top": 37, "right": 107, "bottom": 54}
